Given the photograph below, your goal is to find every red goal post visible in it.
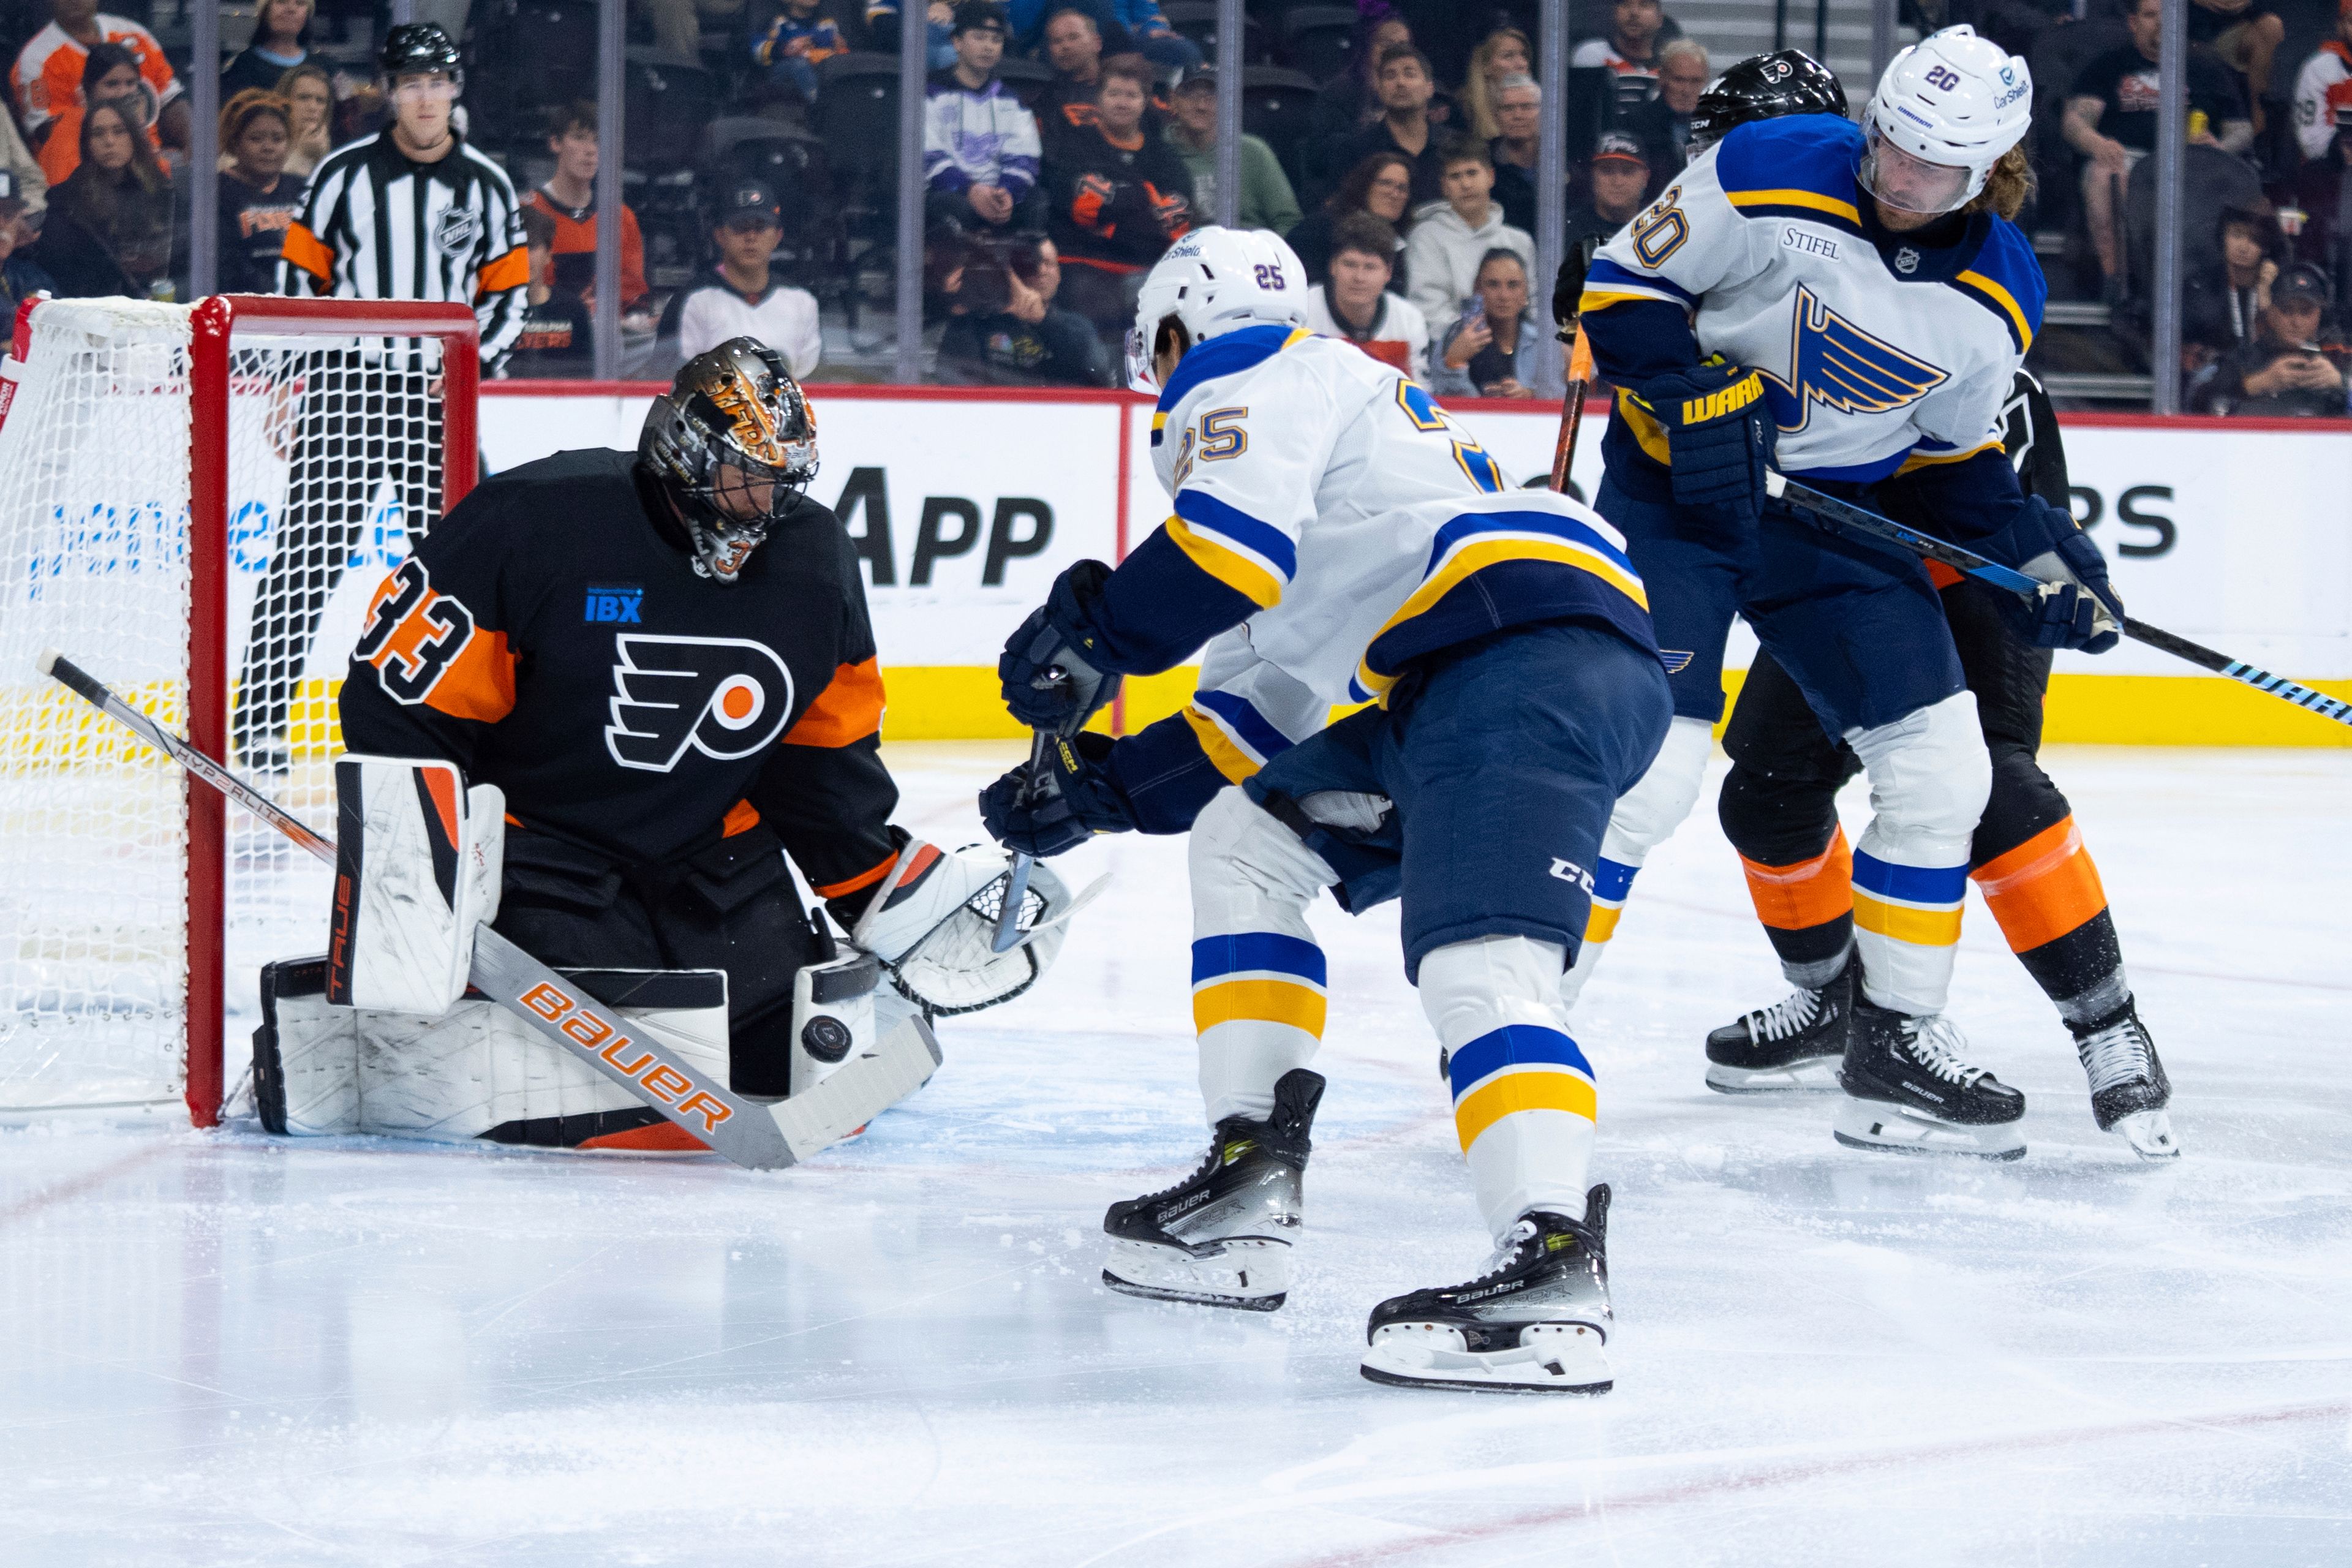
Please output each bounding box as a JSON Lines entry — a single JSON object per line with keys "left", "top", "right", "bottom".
{"left": 0, "top": 295, "right": 480, "bottom": 1125}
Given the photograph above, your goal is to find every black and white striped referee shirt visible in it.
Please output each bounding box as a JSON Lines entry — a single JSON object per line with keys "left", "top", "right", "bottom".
{"left": 279, "top": 129, "right": 529, "bottom": 363}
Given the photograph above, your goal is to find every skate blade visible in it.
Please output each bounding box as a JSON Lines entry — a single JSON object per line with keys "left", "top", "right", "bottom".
{"left": 1833, "top": 1096, "right": 2025, "bottom": 1160}
{"left": 1360, "top": 1324, "right": 1610, "bottom": 1395}
{"left": 1704, "top": 1055, "right": 1842, "bottom": 1095}
{"left": 1102, "top": 1235, "right": 1289, "bottom": 1311}
{"left": 2113, "top": 1108, "right": 2181, "bottom": 1161}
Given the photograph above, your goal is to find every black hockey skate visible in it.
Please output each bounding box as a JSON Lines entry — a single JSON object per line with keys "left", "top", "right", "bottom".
{"left": 1102, "top": 1068, "right": 1323, "bottom": 1311}
{"left": 2071, "top": 999, "right": 2179, "bottom": 1161}
{"left": 1833, "top": 997, "right": 2026, "bottom": 1159}
{"left": 1704, "top": 960, "right": 1854, "bottom": 1094}
{"left": 1359, "top": 1186, "right": 1613, "bottom": 1395}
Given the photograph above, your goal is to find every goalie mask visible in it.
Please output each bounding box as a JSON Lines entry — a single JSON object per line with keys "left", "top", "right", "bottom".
{"left": 639, "top": 339, "right": 820, "bottom": 583}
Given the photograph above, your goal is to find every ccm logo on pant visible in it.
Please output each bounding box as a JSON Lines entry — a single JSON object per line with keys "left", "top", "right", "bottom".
{"left": 518, "top": 979, "right": 734, "bottom": 1132}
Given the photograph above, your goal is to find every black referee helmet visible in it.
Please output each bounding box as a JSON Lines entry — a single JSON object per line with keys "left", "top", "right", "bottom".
{"left": 380, "top": 21, "right": 462, "bottom": 78}
{"left": 1687, "top": 49, "right": 1849, "bottom": 154}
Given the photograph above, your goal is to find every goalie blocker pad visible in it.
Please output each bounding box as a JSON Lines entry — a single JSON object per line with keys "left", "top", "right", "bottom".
{"left": 256, "top": 950, "right": 883, "bottom": 1150}
{"left": 328, "top": 755, "right": 505, "bottom": 1017}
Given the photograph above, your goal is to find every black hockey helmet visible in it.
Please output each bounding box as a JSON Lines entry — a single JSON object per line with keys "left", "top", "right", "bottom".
{"left": 380, "top": 21, "right": 461, "bottom": 79}
{"left": 1687, "top": 49, "right": 1849, "bottom": 154}
{"left": 639, "top": 339, "right": 819, "bottom": 582}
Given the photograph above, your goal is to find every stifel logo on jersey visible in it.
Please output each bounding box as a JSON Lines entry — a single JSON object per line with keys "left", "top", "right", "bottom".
{"left": 605, "top": 634, "right": 795, "bottom": 772}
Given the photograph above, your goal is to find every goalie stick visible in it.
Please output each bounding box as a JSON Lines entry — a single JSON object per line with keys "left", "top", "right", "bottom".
{"left": 36, "top": 648, "right": 944, "bottom": 1168}
{"left": 1764, "top": 475, "right": 2352, "bottom": 731}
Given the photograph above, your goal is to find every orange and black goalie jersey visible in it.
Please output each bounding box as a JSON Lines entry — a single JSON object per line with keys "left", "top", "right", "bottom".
{"left": 339, "top": 447, "right": 903, "bottom": 912}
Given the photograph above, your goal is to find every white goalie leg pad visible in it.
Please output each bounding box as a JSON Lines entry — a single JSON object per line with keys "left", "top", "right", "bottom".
{"left": 1421, "top": 935, "right": 1596, "bottom": 1241}
{"left": 852, "top": 840, "right": 1079, "bottom": 1016}
{"left": 784, "top": 949, "right": 881, "bottom": 1102}
{"left": 1845, "top": 693, "right": 1993, "bottom": 1017}
{"left": 1189, "top": 786, "right": 1339, "bottom": 1126}
{"left": 1561, "top": 715, "right": 1711, "bottom": 1010}
{"left": 328, "top": 754, "right": 505, "bottom": 1018}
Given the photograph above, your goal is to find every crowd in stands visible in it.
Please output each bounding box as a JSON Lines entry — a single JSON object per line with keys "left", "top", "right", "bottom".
{"left": 2, "top": 0, "right": 2348, "bottom": 415}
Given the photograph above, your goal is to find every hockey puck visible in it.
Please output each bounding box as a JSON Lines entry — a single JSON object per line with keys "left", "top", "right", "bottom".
{"left": 801, "top": 1016, "right": 854, "bottom": 1064}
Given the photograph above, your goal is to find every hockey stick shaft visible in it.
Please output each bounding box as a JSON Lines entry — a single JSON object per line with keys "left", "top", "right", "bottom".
{"left": 1548, "top": 328, "right": 1594, "bottom": 493}
{"left": 993, "top": 727, "right": 1052, "bottom": 954}
{"left": 1764, "top": 477, "right": 2352, "bottom": 729}
{"left": 37, "top": 650, "right": 940, "bottom": 1165}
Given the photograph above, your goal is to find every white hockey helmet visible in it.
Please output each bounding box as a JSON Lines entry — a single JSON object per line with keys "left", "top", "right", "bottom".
{"left": 1125, "top": 226, "right": 1309, "bottom": 392}
{"left": 1861, "top": 25, "right": 2032, "bottom": 216}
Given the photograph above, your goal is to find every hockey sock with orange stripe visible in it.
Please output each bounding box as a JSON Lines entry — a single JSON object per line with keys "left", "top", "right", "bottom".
{"left": 1970, "top": 812, "right": 2129, "bottom": 1026}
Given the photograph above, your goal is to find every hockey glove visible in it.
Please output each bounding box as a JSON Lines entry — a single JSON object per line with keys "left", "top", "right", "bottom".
{"left": 1982, "top": 494, "right": 2125, "bottom": 654}
{"left": 1624, "top": 358, "right": 1777, "bottom": 527}
{"left": 978, "top": 731, "right": 1136, "bottom": 858}
{"left": 999, "top": 559, "right": 1124, "bottom": 734}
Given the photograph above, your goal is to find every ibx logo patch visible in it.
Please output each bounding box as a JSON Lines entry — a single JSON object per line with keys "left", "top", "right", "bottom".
{"left": 584, "top": 584, "right": 643, "bottom": 623}
{"left": 606, "top": 635, "right": 794, "bottom": 772}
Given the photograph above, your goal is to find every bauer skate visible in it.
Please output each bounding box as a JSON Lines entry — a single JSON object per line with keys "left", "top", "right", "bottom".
{"left": 1360, "top": 1187, "right": 1614, "bottom": 1395}
{"left": 2071, "top": 1000, "right": 2179, "bottom": 1161}
{"left": 1102, "top": 1068, "right": 1322, "bottom": 1311}
{"left": 1704, "top": 959, "right": 1854, "bottom": 1093}
{"left": 1833, "top": 998, "right": 2026, "bottom": 1159}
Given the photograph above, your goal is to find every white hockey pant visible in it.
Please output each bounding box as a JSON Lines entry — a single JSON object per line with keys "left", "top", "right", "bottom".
{"left": 1559, "top": 715, "right": 1713, "bottom": 1009}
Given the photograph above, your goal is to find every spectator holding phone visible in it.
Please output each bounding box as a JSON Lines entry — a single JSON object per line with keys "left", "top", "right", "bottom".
{"left": 938, "top": 230, "right": 1107, "bottom": 385}
{"left": 0, "top": 170, "right": 57, "bottom": 315}
{"left": 1430, "top": 247, "right": 1552, "bottom": 400}
{"left": 2203, "top": 261, "right": 2350, "bottom": 413}
{"left": 1300, "top": 213, "right": 1427, "bottom": 379}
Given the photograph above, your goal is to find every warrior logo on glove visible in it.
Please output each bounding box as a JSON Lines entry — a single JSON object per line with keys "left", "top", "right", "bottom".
{"left": 605, "top": 634, "right": 796, "bottom": 771}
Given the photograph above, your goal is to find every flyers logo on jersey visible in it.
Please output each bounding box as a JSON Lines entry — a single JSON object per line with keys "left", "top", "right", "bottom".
{"left": 1760, "top": 284, "right": 1950, "bottom": 435}
{"left": 605, "top": 635, "right": 795, "bottom": 772}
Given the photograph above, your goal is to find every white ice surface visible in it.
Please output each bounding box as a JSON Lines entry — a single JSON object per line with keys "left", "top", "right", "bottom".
{"left": 4, "top": 742, "right": 2349, "bottom": 1567}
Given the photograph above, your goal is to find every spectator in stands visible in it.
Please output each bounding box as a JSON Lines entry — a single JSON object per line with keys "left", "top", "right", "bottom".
{"left": 924, "top": 2, "right": 1044, "bottom": 232}
{"left": 1287, "top": 149, "right": 1414, "bottom": 285}
{"left": 2067, "top": 0, "right": 2252, "bottom": 299}
{"left": 1564, "top": 132, "right": 1651, "bottom": 260}
{"left": 1621, "top": 37, "right": 1708, "bottom": 194}
{"left": 1303, "top": 13, "right": 1413, "bottom": 196}
{"left": 33, "top": 100, "right": 172, "bottom": 298}
{"left": 674, "top": 178, "right": 823, "bottom": 375}
{"left": 527, "top": 103, "right": 651, "bottom": 322}
{"left": 508, "top": 202, "right": 592, "bottom": 374}
{"left": 11, "top": 1, "right": 189, "bottom": 175}
{"left": 866, "top": 1, "right": 960, "bottom": 72}
{"left": 1487, "top": 74, "right": 1546, "bottom": 233}
{"left": 938, "top": 230, "right": 1108, "bottom": 385}
{"left": 0, "top": 171, "right": 57, "bottom": 316}
{"left": 2184, "top": 201, "right": 2282, "bottom": 355}
{"left": 2291, "top": 105, "right": 2352, "bottom": 285}
{"left": 276, "top": 64, "right": 333, "bottom": 180}
{"left": 2203, "top": 261, "right": 2350, "bottom": 413}
{"left": 216, "top": 90, "right": 302, "bottom": 295}
{"left": 1460, "top": 26, "right": 1532, "bottom": 142}
{"left": 1164, "top": 70, "right": 1299, "bottom": 234}
{"left": 1431, "top": 247, "right": 1547, "bottom": 400}
{"left": 1572, "top": 0, "right": 1667, "bottom": 108}
{"left": 753, "top": 0, "right": 850, "bottom": 105}
{"left": 2291, "top": 1, "right": 2352, "bottom": 166}
{"left": 1047, "top": 50, "right": 1192, "bottom": 342}
{"left": 1005, "top": 0, "right": 1199, "bottom": 75}
{"left": 1327, "top": 45, "right": 1446, "bottom": 209}
{"left": 1404, "top": 135, "right": 1534, "bottom": 339}
{"left": 34, "top": 42, "right": 147, "bottom": 185}
{"left": 2188, "top": 0, "right": 2285, "bottom": 136}
{"left": 0, "top": 86, "right": 47, "bottom": 225}
{"left": 1300, "top": 213, "right": 1428, "bottom": 380}
{"left": 1034, "top": 6, "right": 1109, "bottom": 137}
{"left": 222, "top": 0, "right": 314, "bottom": 100}
{"left": 638, "top": 0, "right": 744, "bottom": 59}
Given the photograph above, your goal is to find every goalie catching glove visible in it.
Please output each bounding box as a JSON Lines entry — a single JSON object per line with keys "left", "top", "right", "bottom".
{"left": 850, "top": 840, "right": 1079, "bottom": 1015}
{"left": 327, "top": 755, "right": 504, "bottom": 1017}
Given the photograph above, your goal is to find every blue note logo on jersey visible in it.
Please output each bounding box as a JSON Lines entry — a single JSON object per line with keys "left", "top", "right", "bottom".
{"left": 1760, "top": 284, "right": 1951, "bottom": 435}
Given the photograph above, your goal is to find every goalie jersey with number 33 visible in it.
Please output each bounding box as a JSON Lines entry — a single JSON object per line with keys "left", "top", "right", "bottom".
{"left": 1581, "top": 115, "right": 2046, "bottom": 498}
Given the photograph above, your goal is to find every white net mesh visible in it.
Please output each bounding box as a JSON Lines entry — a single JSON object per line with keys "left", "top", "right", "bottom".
{"left": 0, "top": 300, "right": 457, "bottom": 1117}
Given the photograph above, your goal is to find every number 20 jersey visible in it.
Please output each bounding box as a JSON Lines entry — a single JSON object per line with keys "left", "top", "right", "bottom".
{"left": 1580, "top": 115, "right": 2047, "bottom": 488}
{"left": 1114, "top": 325, "right": 1657, "bottom": 708}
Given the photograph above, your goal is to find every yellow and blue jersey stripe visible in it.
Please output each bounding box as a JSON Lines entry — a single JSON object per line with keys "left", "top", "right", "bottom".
{"left": 1715, "top": 118, "right": 1869, "bottom": 236}
{"left": 1165, "top": 488, "right": 1296, "bottom": 610}
{"left": 1182, "top": 687, "right": 1295, "bottom": 784}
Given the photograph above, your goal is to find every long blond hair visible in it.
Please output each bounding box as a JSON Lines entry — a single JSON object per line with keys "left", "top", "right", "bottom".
{"left": 1460, "top": 28, "right": 1532, "bottom": 141}
{"left": 1966, "top": 144, "right": 2035, "bottom": 222}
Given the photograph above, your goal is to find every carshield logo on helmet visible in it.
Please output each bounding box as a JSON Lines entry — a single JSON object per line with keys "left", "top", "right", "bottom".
{"left": 605, "top": 635, "right": 795, "bottom": 772}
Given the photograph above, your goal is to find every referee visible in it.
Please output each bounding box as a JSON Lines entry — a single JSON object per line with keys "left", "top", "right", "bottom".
{"left": 237, "top": 21, "right": 527, "bottom": 768}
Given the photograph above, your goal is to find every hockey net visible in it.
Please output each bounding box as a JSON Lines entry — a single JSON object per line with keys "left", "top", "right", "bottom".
{"left": 0, "top": 295, "right": 478, "bottom": 1123}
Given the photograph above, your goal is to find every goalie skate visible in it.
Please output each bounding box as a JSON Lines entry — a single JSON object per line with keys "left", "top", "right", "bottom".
{"left": 1102, "top": 1068, "right": 1322, "bottom": 1311}
{"left": 1360, "top": 1187, "right": 1614, "bottom": 1395}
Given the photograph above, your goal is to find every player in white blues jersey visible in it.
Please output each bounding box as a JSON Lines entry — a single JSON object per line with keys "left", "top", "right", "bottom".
{"left": 987, "top": 227, "right": 1671, "bottom": 1392}
{"left": 1567, "top": 28, "right": 2127, "bottom": 1158}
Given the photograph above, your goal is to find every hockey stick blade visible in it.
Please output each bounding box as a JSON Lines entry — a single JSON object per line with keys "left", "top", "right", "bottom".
{"left": 37, "top": 650, "right": 938, "bottom": 1166}
{"left": 1764, "top": 479, "right": 2352, "bottom": 730}
{"left": 769, "top": 1014, "right": 942, "bottom": 1158}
